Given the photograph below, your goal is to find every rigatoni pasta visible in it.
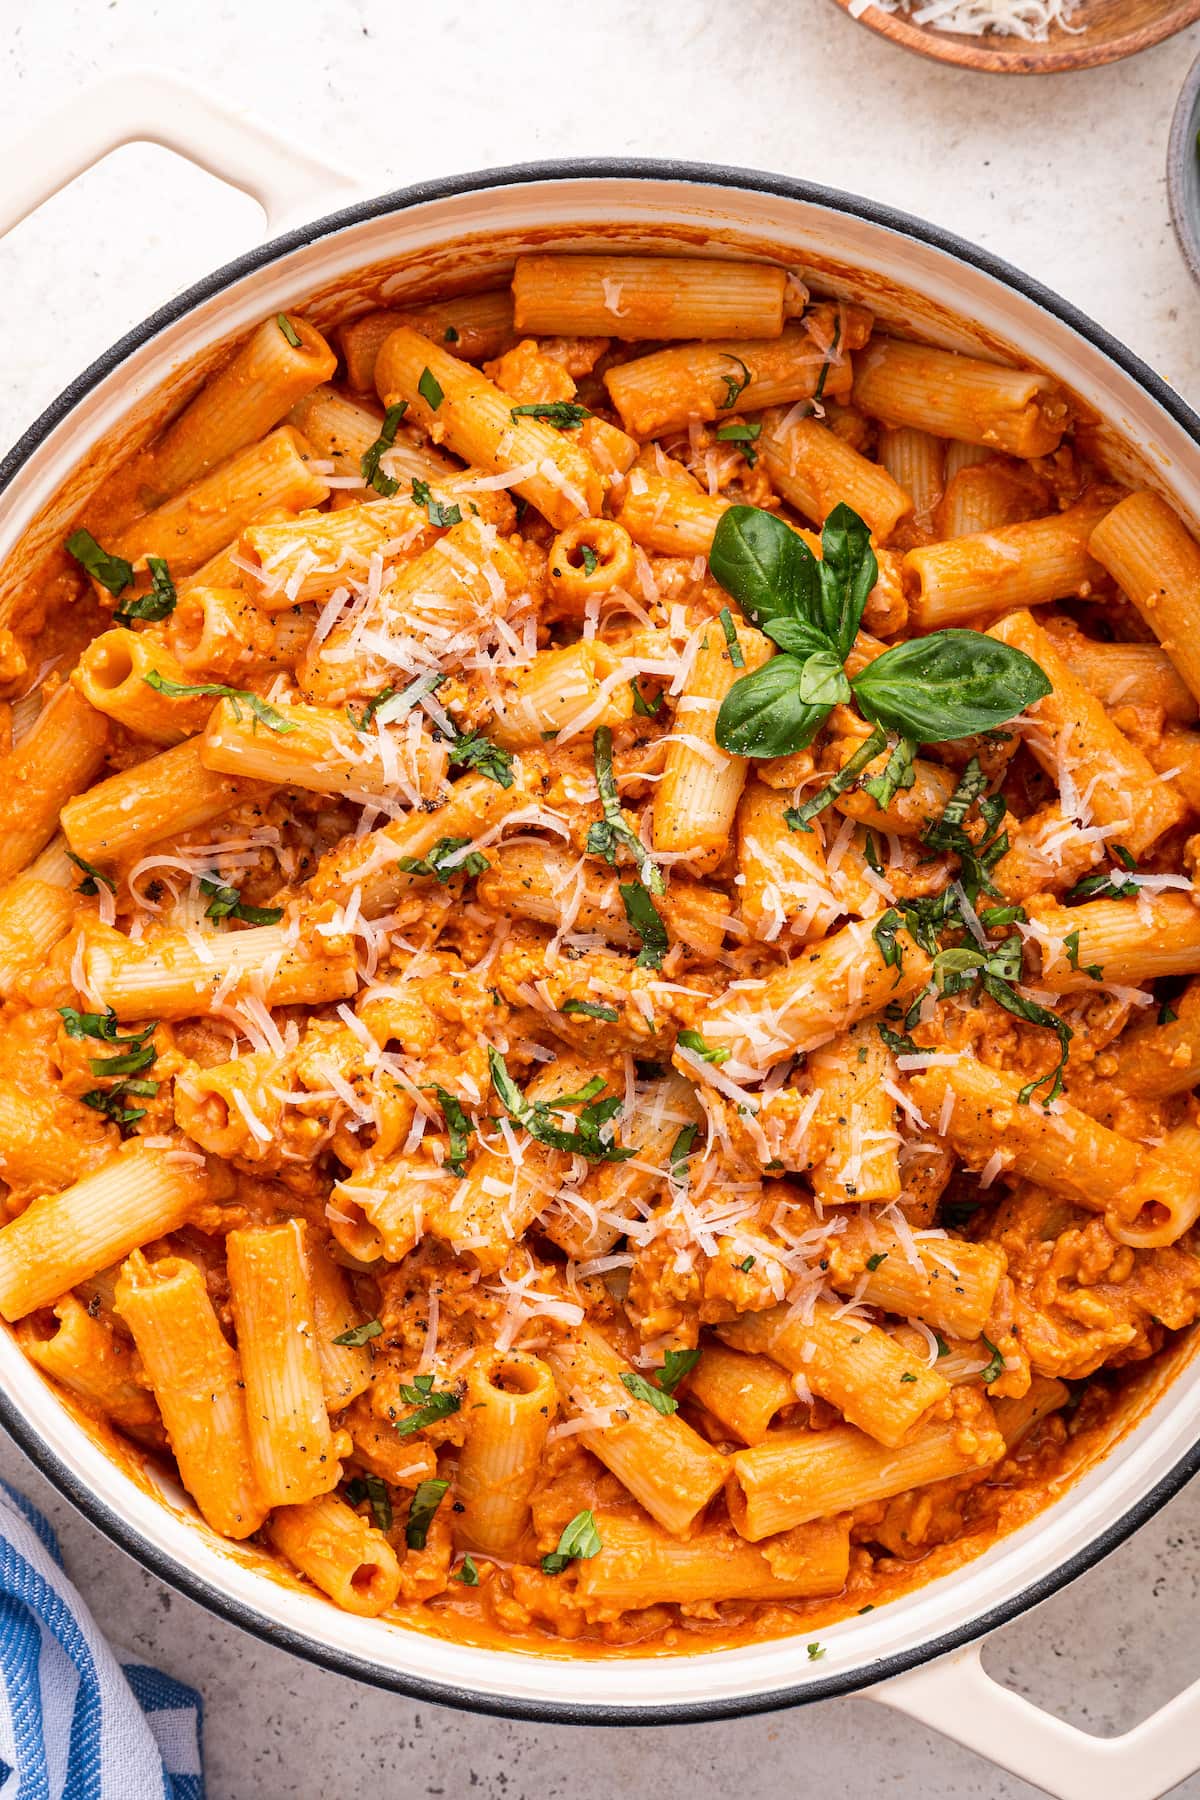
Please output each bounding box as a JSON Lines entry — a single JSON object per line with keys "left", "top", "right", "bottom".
{"left": 2, "top": 248, "right": 1197, "bottom": 1662}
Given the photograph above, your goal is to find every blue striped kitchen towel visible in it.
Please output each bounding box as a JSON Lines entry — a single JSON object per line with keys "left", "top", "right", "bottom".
{"left": 0, "top": 1482, "right": 204, "bottom": 1799}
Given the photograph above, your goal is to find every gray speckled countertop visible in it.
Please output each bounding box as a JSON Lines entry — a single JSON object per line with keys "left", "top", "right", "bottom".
{"left": 2, "top": 3, "right": 1200, "bottom": 1793}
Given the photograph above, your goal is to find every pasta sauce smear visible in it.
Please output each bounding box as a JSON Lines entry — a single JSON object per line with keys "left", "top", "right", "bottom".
{"left": 2, "top": 248, "right": 1200, "bottom": 1655}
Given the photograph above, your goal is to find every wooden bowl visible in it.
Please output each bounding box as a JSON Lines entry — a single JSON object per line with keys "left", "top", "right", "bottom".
{"left": 832, "top": 0, "right": 1200, "bottom": 72}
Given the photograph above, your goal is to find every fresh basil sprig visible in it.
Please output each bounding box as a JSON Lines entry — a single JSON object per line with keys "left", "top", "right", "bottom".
{"left": 709, "top": 504, "right": 1051, "bottom": 758}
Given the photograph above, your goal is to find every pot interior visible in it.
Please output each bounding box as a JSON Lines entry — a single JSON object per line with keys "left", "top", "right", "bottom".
{"left": 2, "top": 167, "right": 1199, "bottom": 1715}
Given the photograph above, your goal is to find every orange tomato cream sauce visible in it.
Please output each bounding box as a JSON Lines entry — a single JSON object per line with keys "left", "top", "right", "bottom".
{"left": 1, "top": 247, "right": 1199, "bottom": 1656}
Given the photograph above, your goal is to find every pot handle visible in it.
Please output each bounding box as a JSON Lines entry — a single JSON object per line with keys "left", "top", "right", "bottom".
{"left": 872, "top": 1640, "right": 1200, "bottom": 1800}
{"left": 0, "top": 68, "right": 360, "bottom": 243}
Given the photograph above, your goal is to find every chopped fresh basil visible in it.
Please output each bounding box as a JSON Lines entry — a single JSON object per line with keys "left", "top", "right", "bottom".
{"left": 445, "top": 729, "right": 515, "bottom": 788}
{"left": 586, "top": 727, "right": 665, "bottom": 893}
{"left": 431, "top": 1086, "right": 474, "bottom": 1174}
{"left": 872, "top": 907, "right": 905, "bottom": 973}
{"left": 346, "top": 687, "right": 397, "bottom": 732}
{"left": 541, "top": 1509, "right": 602, "bottom": 1575}
{"left": 65, "top": 528, "right": 133, "bottom": 596}
{"left": 715, "top": 420, "right": 762, "bottom": 466}
{"left": 59, "top": 1005, "right": 145, "bottom": 1043}
{"left": 88, "top": 1040, "right": 156, "bottom": 1078}
{"left": 455, "top": 1554, "right": 480, "bottom": 1586}
{"left": 81, "top": 1077, "right": 158, "bottom": 1133}
{"left": 332, "top": 1319, "right": 382, "bottom": 1347}
{"left": 394, "top": 1375, "right": 461, "bottom": 1436}
{"left": 344, "top": 1471, "right": 394, "bottom": 1531}
{"left": 629, "top": 678, "right": 662, "bottom": 718}
{"left": 807, "top": 1641, "right": 826, "bottom": 1662}
{"left": 1065, "top": 864, "right": 1144, "bottom": 900}
{"left": 1160, "top": 1001, "right": 1180, "bottom": 1025}
{"left": 718, "top": 607, "right": 746, "bottom": 668}
{"left": 417, "top": 367, "right": 444, "bottom": 410}
{"left": 619, "top": 1369, "right": 679, "bottom": 1416}
{"left": 65, "top": 852, "right": 116, "bottom": 896}
{"left": 142, "top": 672, "right": 295, "bottom": 734}
{"left": 657, "top": 1346, "right": 700, "bottom": 1393}
{"left": 406, "top": 1477, "right": 450, "bottom": 1548}
{"left": 865, "top": 1252, "right": 888, "bottom": 1272}
{"left": 561, "top": 999, "right": 620, "bottom": 1022}
{"left": 276, "top": 314, "right": 302, "bottom": 348}
{"left": 1064, "top": 928, "right": 1103, "bottom": 982}
{"left": 115, "top": 556, "right": 176, "bottom": 627}
{"left": 488, "top": 1047, "right": 633, "bottom": 1164}
{"left": 786, "top": 727, "right": 888, "bottom": 833}
{"left": 718, "top": 355, "right": 752, "bottom": 409}
{"left": 198, "top": 876, "right": 283, "bottom": 926}
{"left": 579, "top": 544, "right": 599, "bottom": 577}
{"left": 921, "top": 759, "right": 1008, "bottom": 907}
{"left": 411, "top": 477, "right": 462, "bottom": 528}
{"left": 360, "top": 402, "right": 408, "bottom": 496}
{"left": 979, "top": 1336, "right": 1005, "bottom": 1384}
{"left": 862, "top": 737, "right": 916, "bottom": 811}
{"left": 676, "top": 1028, "right": 731, "bottom": 1066}
{"left": 620, "top": 880, "right": 669, "bottom": 970}
{"left": 397, "top": 837, "right": 489, "bottom": 885}
{"left": 668, "top": 1124, "right": 699, "bottom": 1183}
{"left": 738, "top": 1254, "right": 756, "bottom": 1272}
{"left": 509, "top": 401, "right": 589, "bottom": 429}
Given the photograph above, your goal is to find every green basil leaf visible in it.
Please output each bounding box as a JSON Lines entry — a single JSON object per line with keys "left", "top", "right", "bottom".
{"left": 676, "top": 1028, "right": 730, "bottom": 1066}
{"left": 861, "top": 737, "right": 916, "bottom": 809}
{"left": 762, "top": 614, "right": 840, "bottom": 659}
{"left": 817, "top": 503, "right": 877, "bottom": 660}
{"left": 797, "top": 649, "right": 852, "bottom": 707}
{"left": 541, "top": 1508, "right": 602, "bottom": 1575}
{"left": 397, "top": 837, "right": 489, "bottom": 885}
{"left": 66, "top": 851, "right": 116, "bottom": 896}
{"left": 360, "top": 402, "right": 408, "bottom": 496}
{"left": 784, "top": 725, "right": 888, "bottom": 832}
{"left": 406, "top": 1477, "right": 450, "bottom": 1548}
{"left": 657, "top": 1347, "right": 700, "bottom": 1393}
{"left": 708, "top": 506, "right": 821, "bottom": 634}
{"left": 978, "top": 1336, "right": 1005, "bottom": 1384}
{"left": 395, "top": 1389, "right": 460, "bottom": 1436}
{"left": 509, "top": 401, "right": 589, "bottom": 429}
{"left": 333, "top": 1319, "right": 382, "bottom": 1346}
{"left": 431, "top": 1085, "right": 474, "bottom": 1173}
{"left": 718, "top": 355, "right": 752, "bottom": 408}
{"left": 668, "top": 1125, "right": 698, "bottom": 1183}
{"left": 417, "top": 367, "right": 444, "bottom": 410}
{"left": 718, "top": 607, "right": 745, "bottom": 668}
{"left": 619, "top": 1369, "right": 679, "bottom": 1415}
{"left": 114, "top": 556, "right": 176, "bottom": 626}
{"left": 141, "top": 672, "right": 296, "bottom": 735}
{"left": 851, "top": 629, "right": 1051, "bottom": 743}
{"left": 198, "top": 876, "right": 283, "bottom": 926}
{"left": 620, "top": 881, "right": 669, "bottom": 970}
{"left": 65, "top": 529, "right": 134, "bottom": 596}
{"left": 714, "top": 657, "right": 830, "bottom": 758}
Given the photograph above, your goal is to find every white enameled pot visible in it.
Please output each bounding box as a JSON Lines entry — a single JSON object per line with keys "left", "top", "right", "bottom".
{"left": 2, "top": 70, "right": 1200, "bottom": 1800}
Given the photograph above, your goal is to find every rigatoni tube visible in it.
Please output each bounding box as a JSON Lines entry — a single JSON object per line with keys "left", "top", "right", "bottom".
{"left": 115, "top": 1251, "right": 267, "bottom": 1539}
